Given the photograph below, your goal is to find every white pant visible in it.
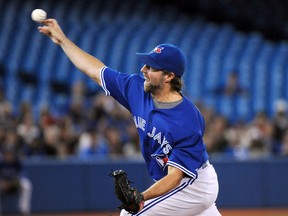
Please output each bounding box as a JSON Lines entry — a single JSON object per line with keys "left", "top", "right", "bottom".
{"left": 121, "top": 164, "right": 221, "bottom": 216}
{"left": 0, "top": 177, "right": 32, "bottom": 215}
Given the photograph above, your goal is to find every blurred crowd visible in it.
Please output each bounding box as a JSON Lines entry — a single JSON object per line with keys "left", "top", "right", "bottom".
{"left": 200, "top": 99, "right": 288, "bottom": 160}
{"left": 0, "top": 81, "right": 141, "bottom": 161}
{"left": 0, "top": 80, "right": 287, "bottom": 162}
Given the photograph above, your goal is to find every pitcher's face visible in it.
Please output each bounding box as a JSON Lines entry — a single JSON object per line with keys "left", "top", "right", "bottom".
{"left": 141, "top": 65, "right": 165, "bottom": 94}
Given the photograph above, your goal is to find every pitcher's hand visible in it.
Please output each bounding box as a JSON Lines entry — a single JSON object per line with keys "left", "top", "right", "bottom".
{"left": 38, "top": 19, "right": 66, "bottom": 45}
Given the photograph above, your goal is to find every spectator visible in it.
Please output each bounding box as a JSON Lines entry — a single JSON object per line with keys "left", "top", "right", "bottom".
{"left": 0, "top": 145, "right": 32, "bottom": 215}
{"left": 78, "top": 127, "right": 109, "bottom": 159}
{"left": 281, "top": 130, "right": 288, "bottom": 156}
{"left": 0, "top": 90, "right": 16, "bottom": 129}
{"left": 204, "top": 115, "right": 229, "bottom": 153}
{"left": 104, "top": 126, "right": 124, "bottom": 156}
{"left": 42, "top": 124, "right": 60, "bottom": 156}
{"left": 271, "top": 99, "right": 288, "bottom": 154}
{"left": 122, "top": 121, "right": 141, "bottom": 158}
{"left": 17, "top": 113, "right": 40, "bottom": 149}
{"left": 71, "top": 80, "right": 86, "bottom": 106}
{"left": 243, "top": 112, "right": 272, "bottom": 159}
{"left": 57, "top": 116, "right": 79, "bottom": 157}
{"left": 225, "top": 122, "right": 249, "bottom": 159}
{"left": 213, "top": 71, "right": 249, "bottom": 97}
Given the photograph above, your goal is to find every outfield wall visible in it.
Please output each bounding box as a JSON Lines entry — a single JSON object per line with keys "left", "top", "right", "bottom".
{"left": 2, "top": 157, "right": 288, "bottom": 213}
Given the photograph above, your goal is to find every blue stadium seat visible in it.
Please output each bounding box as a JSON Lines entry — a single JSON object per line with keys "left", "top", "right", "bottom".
{"left": 267, "top": 43, "right": 288, "bottom": 115}
{"left": 22, "top": 33, "right": 45, "bottom": 72}
{"left": 0, "top": 1, "right": 20, "bottom": 63}
{"left": 253, "top": 43, "right": 275, "bottom": 114}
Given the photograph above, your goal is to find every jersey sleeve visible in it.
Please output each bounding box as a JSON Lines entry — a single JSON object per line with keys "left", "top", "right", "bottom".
{"left": 100, "top": 66, "right": 144, "bottom": 111}
{"left": 167, "top": 132, "right": 207, "bottom": 179}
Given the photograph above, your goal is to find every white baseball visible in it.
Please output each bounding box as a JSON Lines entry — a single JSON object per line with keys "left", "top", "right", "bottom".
{"left": 31, "top": 9, "right": 47, "bottom": 22}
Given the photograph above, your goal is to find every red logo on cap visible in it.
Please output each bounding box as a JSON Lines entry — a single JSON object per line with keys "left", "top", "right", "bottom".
{"left": 154, "top": 47, "right": 164, "bottom": 53}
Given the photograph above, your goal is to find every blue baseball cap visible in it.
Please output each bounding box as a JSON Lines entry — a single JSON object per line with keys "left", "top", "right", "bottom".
{"left": 136, "top": 43, "right": 186, "bottom": 77}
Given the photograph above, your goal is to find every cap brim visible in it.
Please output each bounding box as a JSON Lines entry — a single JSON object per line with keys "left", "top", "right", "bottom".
{"left": 136, "top": 53, "right": 163, "bottom": 70}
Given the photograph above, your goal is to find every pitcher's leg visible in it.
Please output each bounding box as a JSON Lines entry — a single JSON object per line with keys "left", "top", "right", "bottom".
{"left": 197, "top": 203, "right": 222, "bottom": 216}
{"left": 120, "top": 178, "right": 215, "bottom": 216}
{"left": 120, "top": 164, "right": 220, "bottom": 216}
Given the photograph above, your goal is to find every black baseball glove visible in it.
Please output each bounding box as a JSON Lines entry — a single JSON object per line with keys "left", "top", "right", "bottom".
{"left": 110, "top": 169, "right": 144, "bottom": 214}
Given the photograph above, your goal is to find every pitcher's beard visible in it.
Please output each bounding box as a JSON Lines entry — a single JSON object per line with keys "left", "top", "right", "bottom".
{"left": 144, "top": 81, "right": 162, "bottom": 94}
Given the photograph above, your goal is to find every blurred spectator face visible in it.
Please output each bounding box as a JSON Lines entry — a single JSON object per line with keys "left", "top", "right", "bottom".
{"left": 2, "top": 148, "right": 16, "bottom": 162}
{"left": 6, "top": 130, "right": 18, "bottom": 146}
{"left": 44, "top": 126, "right": 60, "bottom": 145}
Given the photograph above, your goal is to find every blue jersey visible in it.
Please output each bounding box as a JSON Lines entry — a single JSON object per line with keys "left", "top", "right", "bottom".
{"left": 100, "top": 67, "right": 209, "bottom": 181}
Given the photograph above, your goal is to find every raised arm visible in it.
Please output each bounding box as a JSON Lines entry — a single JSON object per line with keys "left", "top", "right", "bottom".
{"left": 38, "top": 19, "right": 104, "bottom": 85}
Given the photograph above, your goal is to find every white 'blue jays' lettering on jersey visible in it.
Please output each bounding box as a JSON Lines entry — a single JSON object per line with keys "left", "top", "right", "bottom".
{"left": 100, "top": 67, "right": 209, "bottom": 181}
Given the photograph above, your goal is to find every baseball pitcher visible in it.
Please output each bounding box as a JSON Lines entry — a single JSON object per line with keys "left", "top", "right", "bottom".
{"left": 38, "top": 18, "right": 221, "bottom": 216}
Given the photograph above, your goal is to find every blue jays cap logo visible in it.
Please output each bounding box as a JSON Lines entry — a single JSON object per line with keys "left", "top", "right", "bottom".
{"left": 153, "top": 46, "right": 164, "bottom": 53}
